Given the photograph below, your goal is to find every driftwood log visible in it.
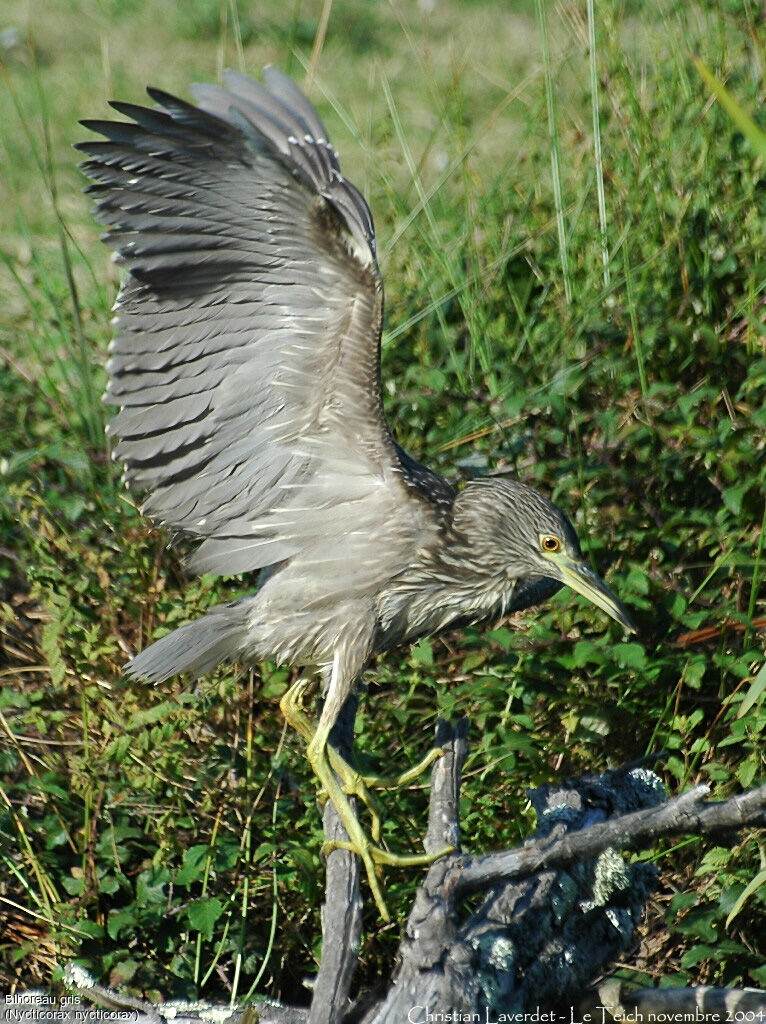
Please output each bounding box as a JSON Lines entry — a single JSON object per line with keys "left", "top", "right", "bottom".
{"left": 5, "top": 716, "right": 766, "bottom": 1024}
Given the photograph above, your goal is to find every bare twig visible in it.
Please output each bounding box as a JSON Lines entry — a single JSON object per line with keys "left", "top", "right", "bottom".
{"left": 35, "top": 740, "right": 766, "bottom": 1024}
{"left": 405, "top": 719, "right": 469, "bottom": 960}
{"left": 452, "top": 783, "right": 766, "bottom": 895}
{"left": 425, "top": 717, "right": 468, "bottom": 855}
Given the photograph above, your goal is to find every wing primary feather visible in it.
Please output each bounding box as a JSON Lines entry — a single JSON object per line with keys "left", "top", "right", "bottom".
{"left": 260, "top": 67, "right": 337, "bottom": 154}
{"left": 82, "top": 68, "right": 450, "bottom": 582}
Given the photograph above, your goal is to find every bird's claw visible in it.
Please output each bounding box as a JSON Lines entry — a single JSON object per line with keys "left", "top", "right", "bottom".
{"left": 282, "top": 677, "right": 450, "bottom": 919}
{"left": 359, "top": 746, "right": 446, "bottom": 789}
{"left": 322, "top": 838, "right": 454, "bottom": 870}
{"left": 279, "top": 679, "right": 315, "bottom": 740}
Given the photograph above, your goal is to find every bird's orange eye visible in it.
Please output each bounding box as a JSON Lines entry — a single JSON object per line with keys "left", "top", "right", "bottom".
{"left": 541, "top": 535, "right": 561, "bottom": 553}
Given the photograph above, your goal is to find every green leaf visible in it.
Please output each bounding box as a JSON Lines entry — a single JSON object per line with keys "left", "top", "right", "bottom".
{"left": 736, "top": 758, "right": 758, "bottom": 789}
{"left": 175, "top": 845, "right": 211, "bottom": 887}
{"left": 751, "top": 964, "right": 766, "bottom": 986}
{"left": 461, "top": 651, "right": 488, "bottom": 672}
{"left": 616, "top": 643, "right": 646, "bottom": 670}
{"left": 676, "top": 908, "right": 718, "bottom": 942}
{"left": 104, "top": 734, "right": 133, "bottom": 764}
{"left": 578, "top": 714, "right": 612, "bottom": 737}
{"left": 695, "top": 846, "right": 732, "bottom": 874}
{"left": 487, "top": 627, "right": 514, "bottom": 651}
{"left": 73, "top": 919, "right": 105, "bottom": 940}
{"left": 127, "top": 700, "right": 180, "bottom": 731}
{"left": 722, "top": 484, "right": 747, "bottom": 516}
{"left": 107, "top": 908, "right": 137, "bottom": 941}
{"left": 185, "top": 896, "right": 224, "bottom": 939}
{"left": 98, "top": 874, "right": 121, "bottom": 895}
{"left": 61, "top": 876, "right": 84, "bottom": 896}
{"left": 571, "top": 640, "right": 604, "bottom": 667}
{"left": 680, "top": 943, "right": 719, "bottom": 968}
{"left": 725, "top": 869, "right": 766, "bottom": 929}
{"left": 135, "top": 868, "right": 168, "bottom": 907}
{"left": 411, "top": 639, "right": 434, "bottom": 666}
{"left": 108, "top": 958, "right": 140, "bottom": 987}
{"left": 290, "top": 846, "right": 320, "bottom": 903}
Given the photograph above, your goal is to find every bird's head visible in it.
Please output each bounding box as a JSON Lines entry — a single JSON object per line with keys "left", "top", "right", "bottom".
{"left": 452, "top": 477, "right": 636, "bottom": 632}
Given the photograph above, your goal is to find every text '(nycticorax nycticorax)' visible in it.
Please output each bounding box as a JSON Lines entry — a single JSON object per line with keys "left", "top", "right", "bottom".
{"left": 79, "top": 68, "right": 635, "bottom": 919}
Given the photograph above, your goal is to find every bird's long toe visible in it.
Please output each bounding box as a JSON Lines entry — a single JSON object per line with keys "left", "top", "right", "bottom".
{"left": 358, "top": 745, "right": 446, "bottom": 790}
{"left": 287, "top": 678, "right": 452, "bottom": 917}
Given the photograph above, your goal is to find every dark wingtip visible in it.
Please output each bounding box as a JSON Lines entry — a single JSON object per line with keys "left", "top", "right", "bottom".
{"left": 77, "top": 118, "right": 107, "bottom": 136}
{"left": 145, "top": 85, "right": 192, "bottom": 110}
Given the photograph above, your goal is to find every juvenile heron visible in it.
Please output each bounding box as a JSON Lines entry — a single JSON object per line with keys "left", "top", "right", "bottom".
{"left": 79, "top": 68, "right": 635, "bottom": 919}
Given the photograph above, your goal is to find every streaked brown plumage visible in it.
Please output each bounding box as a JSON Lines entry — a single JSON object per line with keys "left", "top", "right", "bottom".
{"left": 79, "top": 68, "right": 635, "bottom": 917}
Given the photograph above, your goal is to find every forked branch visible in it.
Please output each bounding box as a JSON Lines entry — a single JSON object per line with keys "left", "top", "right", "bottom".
{"left": 53, "top": 720, "right": 765, "bottom": 1024}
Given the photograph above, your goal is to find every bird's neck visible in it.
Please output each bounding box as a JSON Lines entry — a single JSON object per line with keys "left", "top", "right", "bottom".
{"left": 375, "top": 540, "right": 518, "bottom": 651}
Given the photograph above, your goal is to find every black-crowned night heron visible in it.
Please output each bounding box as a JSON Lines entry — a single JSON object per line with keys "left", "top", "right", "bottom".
{"left": 79, "top": 68, "right": 635, "bottom": 919}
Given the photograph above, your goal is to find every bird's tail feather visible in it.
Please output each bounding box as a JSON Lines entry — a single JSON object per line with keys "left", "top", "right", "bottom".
{"left": 127, "top": 598, "right": 254, "bottom": 683}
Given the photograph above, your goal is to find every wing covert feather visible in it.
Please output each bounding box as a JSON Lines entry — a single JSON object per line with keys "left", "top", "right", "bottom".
{"left": 78, "top": 70, "right": 446, "bottom": 578}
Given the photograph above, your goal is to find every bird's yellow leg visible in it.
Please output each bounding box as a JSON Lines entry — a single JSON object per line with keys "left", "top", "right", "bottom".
{"left": 279, "top": 680, "right": 444, "bottom": 805}
{"left": 279, "top": 680, "right": 385, "bottom": 841}
{"left": 280, "top": 677, "right": 453, "bottom": 920}
{"left": 279, "top": 683, "right": 443, "bottom": 839}
{"left": 286, "top": 684, "right": 390, "bottom": 919}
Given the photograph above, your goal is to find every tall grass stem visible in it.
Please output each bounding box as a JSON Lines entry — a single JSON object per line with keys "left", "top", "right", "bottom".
{"left": 587, "top": 0, "right": 610, "bottom": 288}
{"left": 621, "top": 244, "right": 648, "bottom": 402}
{"left": 307, "top": 0, "right": 333, "bottom": 88}
{"left": 745, "top": 501, "right": 766, "bottom": 643}
{"left": 536, "top": 0, "right": 572, "bottom": 305}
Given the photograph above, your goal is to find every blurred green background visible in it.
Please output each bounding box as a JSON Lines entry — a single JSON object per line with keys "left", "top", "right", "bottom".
{"left": 1, "top": 0, "right": 764, "bottom": 1009}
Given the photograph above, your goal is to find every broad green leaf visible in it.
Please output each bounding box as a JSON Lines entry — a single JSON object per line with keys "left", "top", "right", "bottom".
{"left": 725, "top": 868, "right": 766, "bottom": 929}
{"left": 186, "top": 896, "right": 224, "bottom": 939}
{"left": 175, "top": 845, "right": 211, "bottom": 887}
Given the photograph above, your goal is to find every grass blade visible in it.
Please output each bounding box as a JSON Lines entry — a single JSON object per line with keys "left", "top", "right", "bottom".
{"left": 587, "top": 0, "right": 610, "bottom": 288}
{"left": 693, "top": 57, "right": 766, "bottom": 159}
{"left": 536, "top": 0, "right": 572, "bottom": 305}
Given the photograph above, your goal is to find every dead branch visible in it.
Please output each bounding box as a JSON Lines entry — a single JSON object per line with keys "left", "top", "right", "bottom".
{"left": 451, "top": 782, "right": 766, "bottom": 896}
{"left": 581, "top": 979, "right": 766, "bottom": 1021}
{"left": 308, "top": 694, "right": 363, "bottom": 1024}
{"left": 13, "top": 720, "right": 766, "bottom": 1024}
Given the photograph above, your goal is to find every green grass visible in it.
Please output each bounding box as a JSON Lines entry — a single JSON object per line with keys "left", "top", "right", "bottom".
{"left": 1, "top": 0, "right": 764, "bottom": 1007}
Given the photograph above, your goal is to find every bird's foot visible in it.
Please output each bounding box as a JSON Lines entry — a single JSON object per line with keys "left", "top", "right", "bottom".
{"left": 280, "top": 677, "right": 444, "bottom": 799}
{"left": 320, "top": 748, "right": 446, "bottom": 845}
{"left": 358, "top": 746, "right": 446, "bottom": 790}
{"left": 279, "top": 677, "right": 316, "bottom": 744}
{"left": 305, "top": 732, "right": 392, "bottom": 918}
{"left": 280, "top": 677, "right": 452, "bottom": 919}
{"left": 321, "top": 837, "right": 454, "bottom": 869}
{"left": 307, "top": 737, "right": 453, "bottom": 918}
{"left": 308, "top": 748, "right": 454, "bottom": 919}
{"left": 280, "top": 679, "right": 385, "bottom": 840}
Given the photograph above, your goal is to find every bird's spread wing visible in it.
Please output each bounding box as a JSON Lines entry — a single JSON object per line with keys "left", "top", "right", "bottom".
{"left": 78, "top": 68, "right": 449, "bottom": 579}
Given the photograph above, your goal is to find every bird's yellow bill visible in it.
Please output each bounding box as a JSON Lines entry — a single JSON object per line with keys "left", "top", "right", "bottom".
{"left": 557, "top": 559, "right": 637, "bottom": 633}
